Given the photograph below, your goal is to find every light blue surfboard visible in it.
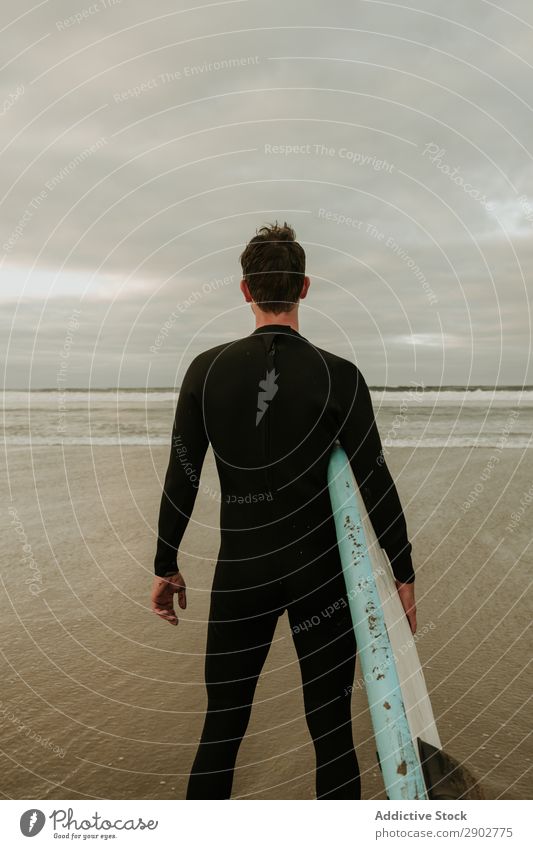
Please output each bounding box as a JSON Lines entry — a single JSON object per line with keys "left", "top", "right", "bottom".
{"left": 327, "top": 442, "right": 438, "bottom": 800}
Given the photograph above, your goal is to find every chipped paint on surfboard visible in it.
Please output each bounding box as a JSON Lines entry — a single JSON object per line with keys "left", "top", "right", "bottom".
{"left": 327, "top": 443, "right": 440, "bottom": 800}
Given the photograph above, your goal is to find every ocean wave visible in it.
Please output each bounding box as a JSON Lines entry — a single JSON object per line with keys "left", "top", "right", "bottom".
{"left": 0, "top": 391, "right": 179, "bottom": 406}
{"left": 2, "top": 389, "right": 531, "bottom": 406}
{"left": 1, "top": 436, "right": 170, "bottom": 446}
{"left": 374, "top": 390, "right": 533, "bottom": 405}
{"left": 2, "top": 436, "right": 531, "bottom": 448}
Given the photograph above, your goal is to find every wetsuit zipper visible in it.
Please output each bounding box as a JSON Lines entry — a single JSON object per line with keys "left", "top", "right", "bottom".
{"left": 264, "top": 337, "right": 276, "bottom": 493}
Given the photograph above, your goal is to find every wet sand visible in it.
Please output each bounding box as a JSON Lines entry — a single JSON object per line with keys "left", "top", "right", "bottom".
{"left": 1, "top": 445, "right": 531, "bottom": 800}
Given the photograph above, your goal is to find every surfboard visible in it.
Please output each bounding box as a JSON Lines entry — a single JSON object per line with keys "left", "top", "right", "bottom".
{"left": 327, "top": 442, "right": 480, "bottom": 800}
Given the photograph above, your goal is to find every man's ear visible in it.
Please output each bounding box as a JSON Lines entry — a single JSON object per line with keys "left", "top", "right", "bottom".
{"left": 240, "top": 279, "right": 253, "bottom": 303}
{"left": 300, "top": 276, "right": 311, "bottom": 300}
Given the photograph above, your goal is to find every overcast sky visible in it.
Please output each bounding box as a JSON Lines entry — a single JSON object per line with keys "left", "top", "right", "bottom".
{"left": 1, "top": 0, "right": 532, "bottom": 388}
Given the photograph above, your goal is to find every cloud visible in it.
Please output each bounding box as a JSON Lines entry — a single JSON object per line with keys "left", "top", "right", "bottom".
{"left": 1, "top": 0, "right": 531, "bottom": 386}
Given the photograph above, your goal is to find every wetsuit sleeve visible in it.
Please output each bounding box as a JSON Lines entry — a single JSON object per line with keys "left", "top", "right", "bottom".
{"left": 153, "top": 360, "right": 209, "bottom": 577}
{"left": 337, "top": 364, "right": 415, "bottom": 584}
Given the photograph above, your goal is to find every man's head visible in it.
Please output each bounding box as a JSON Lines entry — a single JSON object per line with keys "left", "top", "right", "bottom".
{"left": 239, "top": 221, "right": 310, "bottom": 315}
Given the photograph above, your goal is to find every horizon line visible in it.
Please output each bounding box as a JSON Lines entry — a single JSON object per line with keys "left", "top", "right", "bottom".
{"left": 5, "top": 384, "right": 533, "bottom": 392}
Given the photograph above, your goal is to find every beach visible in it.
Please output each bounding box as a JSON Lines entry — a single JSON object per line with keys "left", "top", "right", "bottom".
{"left": 1, "top": 442, "right": 531, "bottom": 800}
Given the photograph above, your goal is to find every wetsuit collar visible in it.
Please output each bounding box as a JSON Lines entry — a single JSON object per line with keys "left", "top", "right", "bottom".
{"left": 250, "top": 324, "right": 303, "bottom": 337}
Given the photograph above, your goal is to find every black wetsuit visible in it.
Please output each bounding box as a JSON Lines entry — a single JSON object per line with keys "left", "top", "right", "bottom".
{"left": 154, "top": 324, "right": 414, "bottom": 800}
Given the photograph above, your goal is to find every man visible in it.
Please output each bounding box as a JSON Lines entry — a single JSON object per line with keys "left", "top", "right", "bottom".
{"left": 150, "top": 221, "right": 416, "bottom": 800}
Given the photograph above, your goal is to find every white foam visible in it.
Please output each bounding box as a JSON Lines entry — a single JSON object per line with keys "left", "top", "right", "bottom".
{"left": 374, "top": 390, "right": 532, "bottom": 405}
{"left": 0, "top": 391, "right": 178, "bottom": 407}
{"left": 2, "top": 436, "right": 530, "bottom": 448}
{"left": 1, "top": 436, "right": 169, "bottom": 446}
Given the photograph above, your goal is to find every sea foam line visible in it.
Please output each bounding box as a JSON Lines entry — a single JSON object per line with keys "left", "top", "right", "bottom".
{"left": 2, "top": 436, "right": 531, "bottom": 448}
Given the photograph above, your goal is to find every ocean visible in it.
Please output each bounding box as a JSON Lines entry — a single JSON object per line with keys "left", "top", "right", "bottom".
{"left": 2, "top": 387, "right": 531, "bottom": 448}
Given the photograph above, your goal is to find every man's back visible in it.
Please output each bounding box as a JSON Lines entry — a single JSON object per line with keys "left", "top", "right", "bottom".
{"left": 155, "top": 324, "right": 414, "bottom": 584}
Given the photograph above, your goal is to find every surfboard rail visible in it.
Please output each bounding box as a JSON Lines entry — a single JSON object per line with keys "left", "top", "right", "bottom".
{"left": 327, "top": 442, "right": 428, "bottom": 799}
{"left": 327, "top": 442, "right": 482, "bottom": 800}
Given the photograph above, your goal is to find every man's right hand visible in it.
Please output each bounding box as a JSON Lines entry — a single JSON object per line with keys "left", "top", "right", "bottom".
{"left": 395, "top": 579, "right": 416, "bottom": 634}
{"left": 151, "top": 571, "right": 187, "bottom": 626}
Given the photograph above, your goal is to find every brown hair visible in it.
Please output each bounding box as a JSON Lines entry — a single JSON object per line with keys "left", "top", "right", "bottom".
{"left": 239, "top": 221, "right": 306, "bottom": 314}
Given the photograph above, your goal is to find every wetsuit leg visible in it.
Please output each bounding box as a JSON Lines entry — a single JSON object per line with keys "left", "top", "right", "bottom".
{"left": 186, "top": 561, "right": 283, "bottom": 799}
{"left": 286, "top": 555, "right": 360, "bottom": 800}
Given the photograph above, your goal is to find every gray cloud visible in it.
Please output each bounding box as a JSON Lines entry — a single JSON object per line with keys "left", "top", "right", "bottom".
{"left": 1, "top": 0, "right": 532, "bottom": 387}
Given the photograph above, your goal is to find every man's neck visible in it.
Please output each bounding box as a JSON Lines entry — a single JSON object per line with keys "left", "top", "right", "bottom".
{"left": 254, "top": 309, "right": 299, "bottom": 332}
